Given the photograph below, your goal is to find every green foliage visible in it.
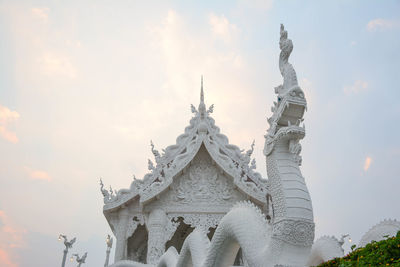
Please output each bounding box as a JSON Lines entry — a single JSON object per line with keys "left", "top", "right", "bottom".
{"left": 317, "top": 231, "right": 400, "bottom": 267}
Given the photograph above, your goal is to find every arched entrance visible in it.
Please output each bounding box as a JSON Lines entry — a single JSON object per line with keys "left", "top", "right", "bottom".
{"left": 127, "top": 224, "right": 148, "bottom": 263}
{"left": 165, "top": 218, "right": 194, "bottom": 253}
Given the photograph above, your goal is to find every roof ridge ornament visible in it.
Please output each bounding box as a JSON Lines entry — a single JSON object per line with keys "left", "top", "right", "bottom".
{"left": 99, "top": 178, "right": 111, "bottom": 201}
{"left": 190, "top": 76, "right": 214, "bottom": 116}
{"left": 150, "top": 140, "right": 161, "bottom": 162}
{"left": 201, "top": 75, "right": 204, "bottom": 102}
{"left": 198, "top": 75, "right": 206, "bottom": 119}
{"left": 246, "top": 140, "right": 255, "bottom": 158}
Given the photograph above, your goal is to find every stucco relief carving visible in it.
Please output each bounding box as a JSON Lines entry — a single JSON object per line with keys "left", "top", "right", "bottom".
{"left": 110, "top": 216, "right": 127, "bottom": 238}
{"left": 272, "top": 219, "right": 315, "bottom": 247}
{"left": 170, "top": 148, "right": 242, "bottom": 205}
{"left": 289, "top": 139, "right": 302, "bottom": 166}
{"left": 147, "top": 241, "right": 163, "bottom": 264}
{"left": 266, "top": 157, "right": 286, "bottom": 219}
{"left": 145, "top": 147, "right": 246, "bottom": 213}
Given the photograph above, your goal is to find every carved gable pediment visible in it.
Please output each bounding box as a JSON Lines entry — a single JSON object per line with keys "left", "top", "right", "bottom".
{"left": 145, "top": 145, "right": 246, "bottom": 212}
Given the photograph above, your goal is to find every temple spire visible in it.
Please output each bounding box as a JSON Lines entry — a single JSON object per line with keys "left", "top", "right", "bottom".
{"left": 198, "top": 75, "right": 206, "bottom": 118}
{"left": 200, "top": 75, "right": 204, "bottom": 103}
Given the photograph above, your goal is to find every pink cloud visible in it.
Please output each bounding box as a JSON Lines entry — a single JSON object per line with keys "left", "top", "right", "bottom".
{"left": 24, "top": 166, "right": 52, "bottom": 181}
{"left": 364, "top": 156, "right": 372, "bottom": 171}
{"left": 0, "top": 210, "right": 26, "bottom": 267}
{"left": 0, "top": 105, "right": 20, "bottom": 143}
{"left": 0, "top": 211, "right": 26, "bottom": 248}
{"left": 367, "top": 18, "right": 400, "bottom": 31}
{"left": 0, "top": 249, "right": 17, "bottom": 267}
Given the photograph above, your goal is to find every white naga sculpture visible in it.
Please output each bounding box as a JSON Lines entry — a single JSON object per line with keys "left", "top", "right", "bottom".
{"left": 102, "top": 24, "right": 314, "bottom": 267}
{"left": 306, "top": 219, "right": 400, "bottom": 265}
{"left": 358, "top": 219, "right": 400, "bottom": 248}
{"left": 306, "top": 236, "right": 346, "bottom": 266}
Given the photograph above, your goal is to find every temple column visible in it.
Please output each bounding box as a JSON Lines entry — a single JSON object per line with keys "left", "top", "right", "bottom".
{"left": 114, "top": 209, "right": 130, "bottom": 262}
{"left": 146, "top": 209, "right": 167, "bottom": 264}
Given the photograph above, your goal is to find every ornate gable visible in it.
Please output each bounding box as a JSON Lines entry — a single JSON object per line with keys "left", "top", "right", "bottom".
{"left": 102, "top": 78, "right": 268, "bottom": 212}
{"left": 144, "top": 144, "right": 247, "bottom": 213}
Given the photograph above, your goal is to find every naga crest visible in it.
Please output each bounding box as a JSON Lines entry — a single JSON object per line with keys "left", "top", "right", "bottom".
{"left": 276, "top": 24, "right": 302, "bottom": 98}
{"left": 279, "top": 24, "right": 293, "bottom": 62}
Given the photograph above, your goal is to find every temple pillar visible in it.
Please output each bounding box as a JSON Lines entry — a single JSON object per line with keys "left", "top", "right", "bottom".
{"left": 146, "top": 209, "right": 167, "bottom": 264}
{"left": 114, "top": 209, "right": 130, "bottom": 262}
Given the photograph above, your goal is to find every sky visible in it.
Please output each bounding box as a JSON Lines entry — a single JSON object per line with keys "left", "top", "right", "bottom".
{"left": 0, "top": 0, "right": 400, "bottom": 266}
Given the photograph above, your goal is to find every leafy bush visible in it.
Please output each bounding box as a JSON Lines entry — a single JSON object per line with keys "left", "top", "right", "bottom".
{"left": 317, "top": 231, "right": 400, "bottom": 267}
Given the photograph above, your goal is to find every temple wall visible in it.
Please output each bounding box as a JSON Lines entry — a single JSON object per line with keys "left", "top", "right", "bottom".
{"left": 141, "top": 145, "right": 250, "bottom": 263}
{"left": 112, "top": 146, "right": 265, "bottom": 264}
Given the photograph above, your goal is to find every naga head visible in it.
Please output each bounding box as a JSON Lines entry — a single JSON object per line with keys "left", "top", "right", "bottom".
{"left": 264, "top": 24, "right": 307, "bottom": 160}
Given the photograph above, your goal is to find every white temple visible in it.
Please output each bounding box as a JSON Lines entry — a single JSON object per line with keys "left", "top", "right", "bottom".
{"left": 99, "top": 25, "right": 399, "bottom": 267}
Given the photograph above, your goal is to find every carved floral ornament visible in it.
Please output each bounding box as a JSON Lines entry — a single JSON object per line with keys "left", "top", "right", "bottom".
{"left": 272, "top": 219, "right": 315, "bottom": 247}
{"left": 157, "top": 147, "right": 246, "bottom": 207}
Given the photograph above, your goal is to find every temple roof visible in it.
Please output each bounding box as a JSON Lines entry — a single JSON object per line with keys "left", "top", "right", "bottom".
{"left": 102, "top": 78, "right": 268, "bottom": 212}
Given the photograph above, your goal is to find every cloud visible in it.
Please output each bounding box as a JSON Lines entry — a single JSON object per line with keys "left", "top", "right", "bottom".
{"left": 0, "top": 249, "right": 17, "bottom": 267}
{"left": 364, "top": 156, "right": 372, "bottom": 171}
{"left": 24, "top": 166, "right": 52, "bottom": 181}
{"left": 0, "top": 210, "right": 26, "bottom": 267}
{"left": 38, "top": 52, "right": 77, "bottom": 79}
{"left": 149, "top": 9, "right": 249, "bottom": 103}
{"left": 31, "top": 7, "right": 49, "bottom": 23}
{"left": 343, "top": 80, "right": 368, "bottom": 95}
{"left": 367, "top": 18, "right": 400, "bottom": 31}
{"left": 5, "top": 4, "right": 78, "bottom": 82}
{"left": 0, "top": 105, "right": 20, "bottom": 143}
{"left": 0, "top": 211, "right": 26, "bottom": 248}
{"left": 209, "top": 13, "right": 239, "bottom": 43}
